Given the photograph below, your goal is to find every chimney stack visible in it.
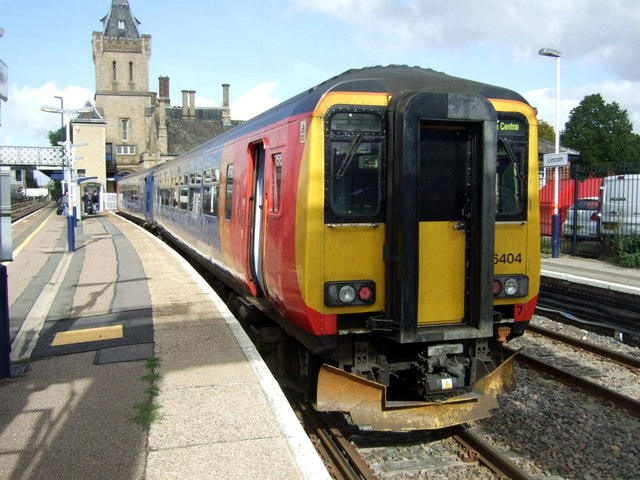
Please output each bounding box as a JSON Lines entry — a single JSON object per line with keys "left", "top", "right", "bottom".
{"left": 189, "top": 90, "right": 196, "bottom": 118}
{"left": 181, "top": 90, "right": 189, "bottom": 117}
{"left": 159, "top": 76, "right": 170, "bottom": 103}
{"left": 222, "top": 83, "right": 231, "bottom": 126}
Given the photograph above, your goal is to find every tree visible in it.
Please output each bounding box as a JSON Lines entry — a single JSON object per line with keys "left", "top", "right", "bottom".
{"left": 538, "top": 119, "right": 555, "bottom": 143}
{"left": 47, "top": 127, "right": 64, "bottom": 146}
{"left": 561, "top": 93, "right": 640, "bottom": 171}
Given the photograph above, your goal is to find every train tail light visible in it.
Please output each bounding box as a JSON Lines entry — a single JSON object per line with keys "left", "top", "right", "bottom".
{"left": 325, "top": 281, "right": 376, "bottom": 307}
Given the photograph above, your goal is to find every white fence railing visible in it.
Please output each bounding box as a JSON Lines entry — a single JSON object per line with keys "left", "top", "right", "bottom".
{"left": 103, "top": 193, "right": 118, "bottom": 211}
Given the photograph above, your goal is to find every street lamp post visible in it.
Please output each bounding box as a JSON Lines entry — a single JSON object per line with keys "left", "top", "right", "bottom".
{"left": 40, "top": 103, "right": 93, "bottom": 252}
{"left": 539, "top": 47, "right": 562, "bottom": 258}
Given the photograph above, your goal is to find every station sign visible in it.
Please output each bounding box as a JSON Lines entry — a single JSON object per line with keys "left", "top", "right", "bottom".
{"left": 543, "top": 152, "right": 569, "bottom": 167}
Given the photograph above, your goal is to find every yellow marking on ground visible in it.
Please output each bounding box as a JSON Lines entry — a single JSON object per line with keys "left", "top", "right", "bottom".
{"left": 52, "top": 325, "right": 124, "bottom": 346}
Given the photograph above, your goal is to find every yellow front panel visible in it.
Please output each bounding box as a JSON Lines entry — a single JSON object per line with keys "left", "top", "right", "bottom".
{"left": 418, "top": 222, "right": 465, "bottom": 324}
{"left": 296, "top": 92, "right": 390, "bottom": 312}
{"left": 323, "top": 225, "right": 385, "bottom": 312}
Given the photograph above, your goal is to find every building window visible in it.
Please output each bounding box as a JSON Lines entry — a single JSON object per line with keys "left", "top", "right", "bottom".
{"left": 118, "top": 20, "right": 125, "bottom": 30}
{"left": 112, "top": 61, "right": 117, "bottom": 81}
{"left": 129, "top": 62, "right": 134, "bottom": 82}
{"left": 121, "top": 119, "right": 129, "bottom": 141}
{"left": 116, "top": 145, "right": 136, "bottom": 155}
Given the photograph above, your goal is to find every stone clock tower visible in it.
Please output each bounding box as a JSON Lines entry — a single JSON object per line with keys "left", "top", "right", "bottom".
{"left": 92, "top": 0, "right": 155, "bottom": 175}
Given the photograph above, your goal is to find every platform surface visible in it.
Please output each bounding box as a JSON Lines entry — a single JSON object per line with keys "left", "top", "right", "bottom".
{"left": 541, "top": 254, "right": 640, "bottom": 295}
{"left": 0, "top": 206, "right": 330, "bottom": 480}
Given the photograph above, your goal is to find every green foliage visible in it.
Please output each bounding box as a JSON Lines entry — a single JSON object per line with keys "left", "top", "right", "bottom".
{"left": 561, "top": 94, "right": 640, "bottom": 171}
{"left": 610, "top": 235, "right": 640, "bottom": 268}
{"left": 47, "top": 127, "right": 65, "bottom": 146}
{"left": 131, "top": 402, "right": 164, "bottom": 430}
{"left": 538, "top": 119, "right": 556, "bottom": 143}
{"left": 131, "top": 356, "right": 163, "bottom": 430}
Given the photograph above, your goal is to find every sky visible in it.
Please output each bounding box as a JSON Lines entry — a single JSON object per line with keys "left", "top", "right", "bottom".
{"left": 1, "top": 0, "right": 640, "bottom": 148}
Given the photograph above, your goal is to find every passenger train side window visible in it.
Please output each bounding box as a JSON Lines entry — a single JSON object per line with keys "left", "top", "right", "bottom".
{"left": 224, "top": 164, "right": 234, "bottom": 220}
{"left": 202, "top": 168, "right": 220, "bottom": 217}
{"left": 269, "top": 153, "right": 282, "bottom": 215}
{"left": 325, "top": 109, "right": 385, "bottom": 222}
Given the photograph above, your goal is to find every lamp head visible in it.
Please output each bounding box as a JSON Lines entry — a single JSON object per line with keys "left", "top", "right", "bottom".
{"left": 538, "top": 48, "right": 562, "bottom": 58}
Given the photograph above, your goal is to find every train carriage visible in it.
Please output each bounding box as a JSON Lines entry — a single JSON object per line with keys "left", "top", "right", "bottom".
{"left": 118, "top": 65, "right": 540, "bottom": 431}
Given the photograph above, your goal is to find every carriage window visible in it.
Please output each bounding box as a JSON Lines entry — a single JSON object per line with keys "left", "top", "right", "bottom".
{"left": 178, "top": 187, "right": 189, "bottom": 210}
{"left": 326, "top": 110, "right": 384, "bottom": 221}
{"left": 189, "top": 187, "right": 201, "bottom": 214}
{"left": 224, "top": 164, "right": 234, "bottom": 220}
{"left": 269, "top": 153, "right": 282, "bottom": 215}
{"left": 203, "top": 185, "right": 219, "bottom": 217}
{"left": 496, "top": 116, "right": 528, "bottom": 221}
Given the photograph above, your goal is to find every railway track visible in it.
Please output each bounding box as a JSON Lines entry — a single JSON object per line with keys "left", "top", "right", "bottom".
{"left": 505, "top": 321, "right": 640, "bottom": 418}
{"left": 294, "top": 396, "right": 538, "bottom": 480}
{"left": 11, "top": 199, "right": 50, "bottom": 221}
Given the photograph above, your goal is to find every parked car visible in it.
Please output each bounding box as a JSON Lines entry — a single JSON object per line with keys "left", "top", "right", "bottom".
{"left": 599, "top": 174, "right": 640, "bottom": 237}
{"left": 562, "top": 197, "right": 600, "bottom": 239}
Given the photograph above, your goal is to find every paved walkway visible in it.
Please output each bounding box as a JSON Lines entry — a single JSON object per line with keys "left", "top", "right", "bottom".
{"left": 0, "top": 208, "right": 329, "bottom": 480}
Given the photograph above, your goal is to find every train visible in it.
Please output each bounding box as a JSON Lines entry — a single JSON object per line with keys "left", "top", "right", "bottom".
{"left": 118, "top": 65, "right": 540, "bottom": 431}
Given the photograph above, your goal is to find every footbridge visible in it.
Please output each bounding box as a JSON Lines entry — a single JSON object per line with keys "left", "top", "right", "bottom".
{"left": 0, "top": 145, "right": 64, "bottom": 169}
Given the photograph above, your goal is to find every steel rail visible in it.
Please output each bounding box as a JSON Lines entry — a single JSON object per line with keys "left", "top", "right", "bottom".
{"left": 295, "top": 401, "right": 376, "bottom": 480}
{"left": 452, "top": 425, "right": 534, "bottom": 480}
{"left": 504, "top": 346, "right": 640, "bottom": 418}
{"left": 527, "top": 324, "right": 640, "bottom": 370}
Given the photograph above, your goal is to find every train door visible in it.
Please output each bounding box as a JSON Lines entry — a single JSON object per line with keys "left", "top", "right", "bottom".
{"left": 145, "top": 175, "right": 154, "bottom": 221}
{"left": 386, "top": 92, "right": 497, "bottom": 343}
{"left": 249, "top": 143, "right": 266, "bottom": 295}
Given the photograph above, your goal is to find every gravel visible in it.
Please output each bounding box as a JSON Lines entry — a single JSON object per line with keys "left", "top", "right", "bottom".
{"left": 475, "top": 314, "right": 640, "bottom": 480}
{"left": 349, "top": 315, "right": 640, "bottom": 480}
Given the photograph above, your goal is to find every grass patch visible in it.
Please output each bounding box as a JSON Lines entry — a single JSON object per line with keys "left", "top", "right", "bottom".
{"left": 131, "top": 356, "right": 164, "bottom": 430}
{"left": 611, "top": 235, "right": 640, "bottom": 268}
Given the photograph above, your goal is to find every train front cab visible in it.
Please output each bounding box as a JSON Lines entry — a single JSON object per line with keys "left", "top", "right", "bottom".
{"left": 312, "top": 91, "right": 539, "bottom": 430}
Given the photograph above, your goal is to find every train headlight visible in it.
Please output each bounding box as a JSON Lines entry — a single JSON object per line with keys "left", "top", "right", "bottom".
{"left": 338, "top": 285, "right": 357, "bottom": 303}
{"left": 504, "top": 278, "right": 519, "bottom": 296}
{"left": 492, "top": 275, "right": 528, "bottom": 298}
{"left": 325, "top": 281, "right": 376, "bottom": 307}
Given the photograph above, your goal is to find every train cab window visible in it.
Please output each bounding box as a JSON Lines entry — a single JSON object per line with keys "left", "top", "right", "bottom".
{"left": 496, "top": 116, "right": 528, "bottom": 221}
{"left": 224, "top": 164, "right": 234, "bottom": 220}
{"left": 326, "top": 109, "right": 385, "bottom": 222}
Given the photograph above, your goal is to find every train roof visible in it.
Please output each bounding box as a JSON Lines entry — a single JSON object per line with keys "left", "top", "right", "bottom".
{"left": 124, "top": 65, "right": 529, "bottom": 180}
{"left": 196, "top": 65, "right": 526, "bottom": 148}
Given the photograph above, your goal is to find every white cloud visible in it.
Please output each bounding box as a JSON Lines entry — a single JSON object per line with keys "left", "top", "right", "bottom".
{"left": 230, "top": 82, "right": 279, "bottom": 121}
{"left": 291, "top": 0, "right": 640, "bottom": 79}
{"left": 528, "top": 79, "right": 640, "bottom": 134}
{"left": 0, "top": 83, "right": 94, "bottom": 147}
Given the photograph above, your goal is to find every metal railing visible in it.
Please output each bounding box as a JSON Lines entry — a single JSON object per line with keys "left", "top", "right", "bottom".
{"left": 539, "top": 164, "right": 640, "bottom": 261}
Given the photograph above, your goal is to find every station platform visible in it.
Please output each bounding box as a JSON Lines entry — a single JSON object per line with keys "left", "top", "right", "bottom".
{"left": 0, "top": 206, "right": 330, "bottom": 480}
{"left": 541, "top": 254, "right": 640, "bottom": 296}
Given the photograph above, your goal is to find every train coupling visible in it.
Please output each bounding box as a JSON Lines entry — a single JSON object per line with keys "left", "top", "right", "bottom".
{"left": 316, "top": 350, "right": 519, "bottom": 431}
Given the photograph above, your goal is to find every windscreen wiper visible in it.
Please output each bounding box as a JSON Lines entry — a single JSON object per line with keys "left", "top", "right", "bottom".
{"left": 335, "top": 134, "right": 363, "bottom": 179}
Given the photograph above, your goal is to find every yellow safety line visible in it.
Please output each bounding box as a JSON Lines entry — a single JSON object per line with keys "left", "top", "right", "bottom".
{"left": 4, "top": 208, "right": 59, "bottom": 263}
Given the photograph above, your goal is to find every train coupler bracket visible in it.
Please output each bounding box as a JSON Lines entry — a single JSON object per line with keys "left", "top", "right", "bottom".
{"left": 366, "top": 316, "right": 394, "bottom": 332}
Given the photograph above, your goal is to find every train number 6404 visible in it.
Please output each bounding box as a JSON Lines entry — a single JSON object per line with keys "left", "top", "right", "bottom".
{"left": 494, "top": 253, "right": 523, "bottom": 264}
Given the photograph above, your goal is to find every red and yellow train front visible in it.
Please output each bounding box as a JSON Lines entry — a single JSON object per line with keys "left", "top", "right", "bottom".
{"left": 290, "top": 90, "right": 539, "bottom": 430}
